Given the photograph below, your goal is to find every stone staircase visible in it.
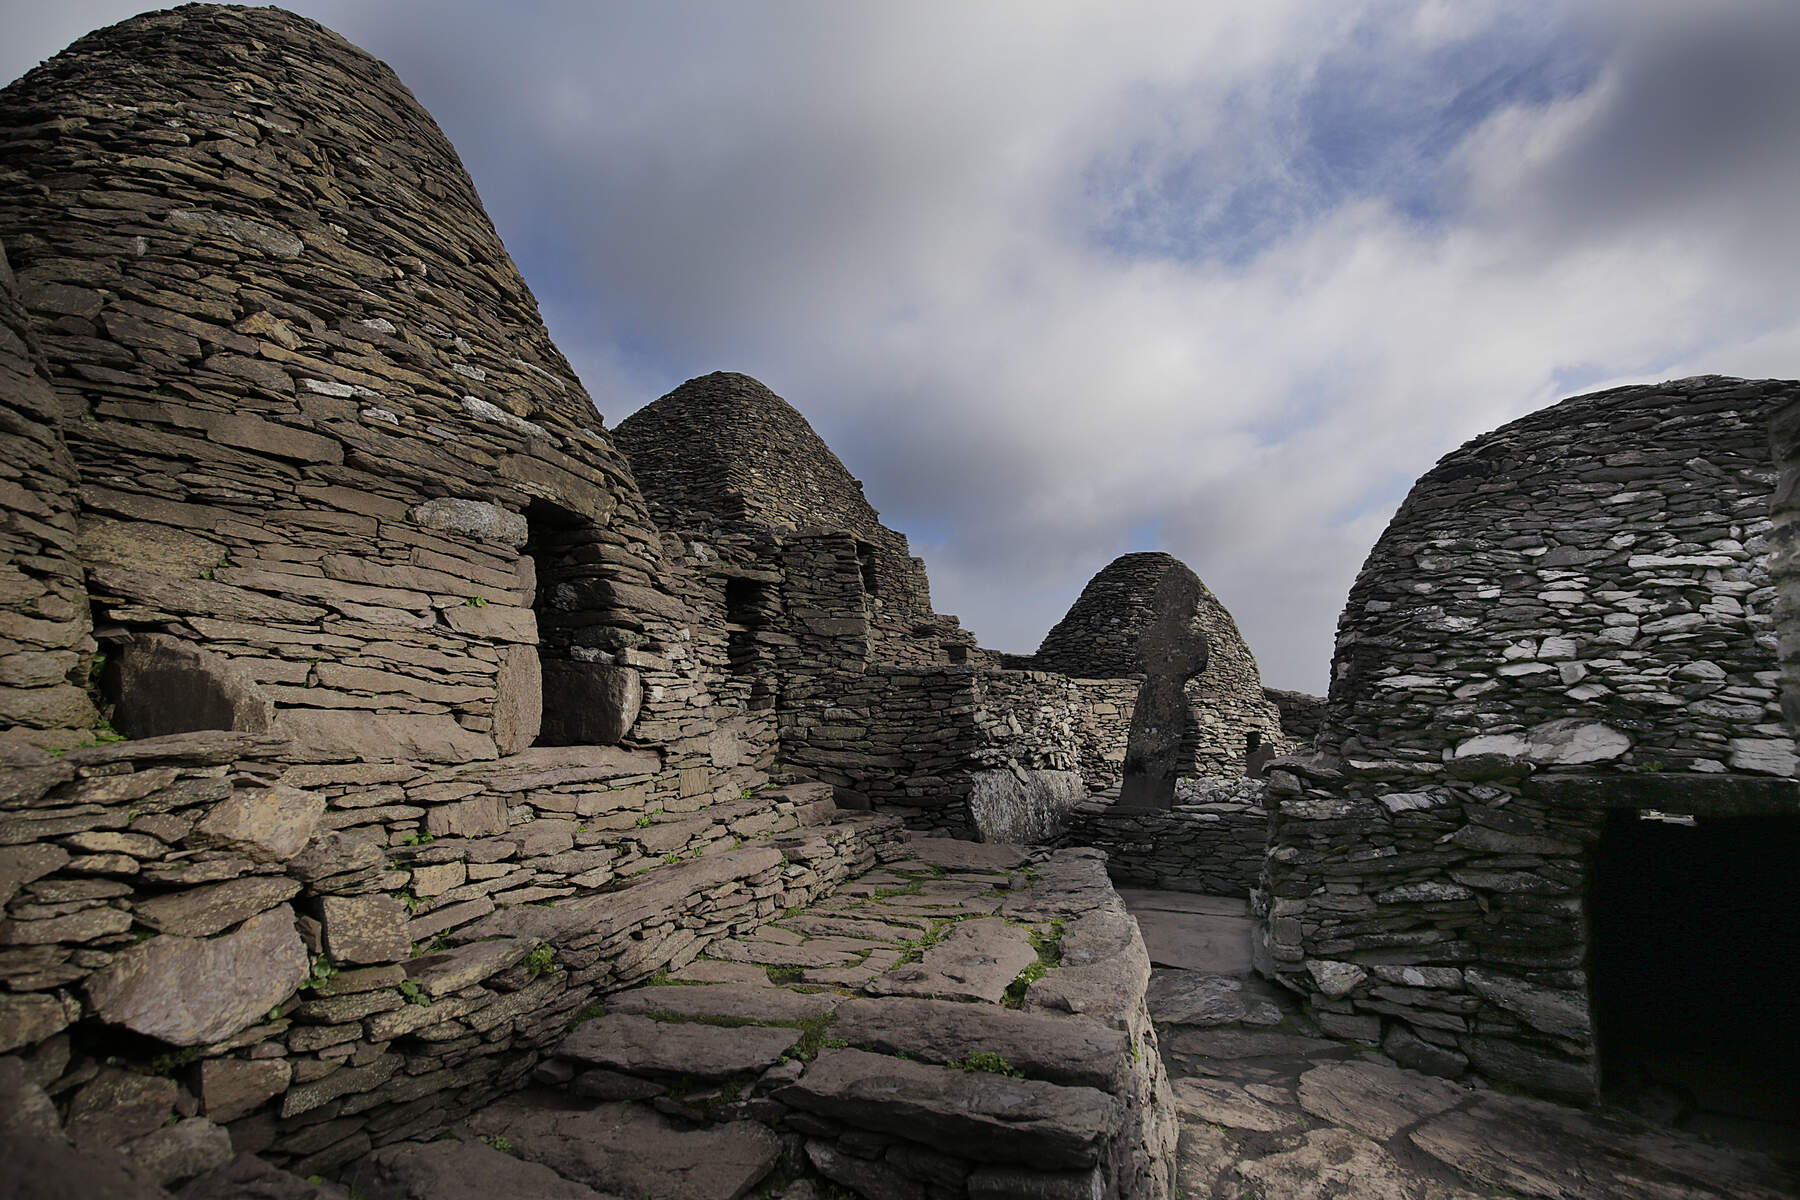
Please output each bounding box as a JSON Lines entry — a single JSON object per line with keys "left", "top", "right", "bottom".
{"left": 349, "top": 840, "right": 1178, "bottom": 1200}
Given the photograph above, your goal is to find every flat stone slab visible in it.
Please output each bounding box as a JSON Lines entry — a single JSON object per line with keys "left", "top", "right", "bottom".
{"left": 1168, "top": 1027, "right": 1342, "bottom": 1061}
{"left": 865, "top": 917, "right": 1037, "bottom": 1003}
{"left": 1408, "top": 1092, "right": 1797, "bottom": 1200}
{"left": 361, "top": 1139, "right": 609, "bottom": 1200}
{"left": 1130, "top": 907, "right": 1253, "bottom": 973}
{"left": 1172, "top": 1076, "right": 1298, "bottom": 1133}
{"left": 778, "top": 1048, "right": 1120, "bottom": 1170}
{"left": 470, "top": 1092, "right": 782, "bottom": 1200}
{"left": 558, "top": 1013, "right": 799, "bottom": 1080}
{"left": 1116, "top": 888, "right": 1249, "bottom": 918}
{"left": 1297, "top": 1061, "right": 1470, "bottom": 1142}
{"left": 1146, "top": 970, "right": 1282, "bottom": 1027}
{"left": 705, "top": 936, "right": 870, "bottom": 968}
{"left": 830, "top": 996, "right": 1129, "bottom": 1091}
{"left": 604, "top": 982, "right": 843, "bottom": 1023}
{"left": 777, "top": 913, "right": 919, "bottom": 943}
{"left": 905, "top": 837, "right": 1029, "bottom": 874}
{"left": 1236, "top": 1128, "right": 1488, "bottom": 1200}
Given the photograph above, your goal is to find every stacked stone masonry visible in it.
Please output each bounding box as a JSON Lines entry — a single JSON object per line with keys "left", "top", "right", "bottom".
{"left": 1258, "top": 376, "right": 1800, "bottom": 1105}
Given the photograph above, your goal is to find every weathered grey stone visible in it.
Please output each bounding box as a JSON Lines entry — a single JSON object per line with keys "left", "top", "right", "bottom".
{"left": 1172, "top": 1076, "right": 1295, "bottom": 1132}
{"left": 86, "top": 906, "right": 308, "bottom": 1045}
{"left": 408, "top": 498, "right": 529, "bottom": 548}
{"left": 121, "top": 1117, "right": 233, "bottom": 1188}
{"left": 779, "top": 1049, "right": 1120, "bottom": 1169}
{"left": 1296, "top": 1061, "right": 1467, "bottom": 1141}
{"left": 830, "top": 997, "right": 1129, "bottom": 1091}
{"left": 1410, "top": 1091, "right": 1795, "bottom": 1200}
{"left": 0, "top": 845, "right": 71, "bottom": 903}
{"left": 107, "top": 635, "right": 275, "bottom": 739}
{"left": 177, "top": 1152, "right": 349, "bottom": 1200}
{"left": 186, "top": 784, "right": 324, "bottom": 864}
{"left": 469, "top": 1093, "right": 783, "bottom": 1200}
{"left": 286, "top": 829, "right": 386, "bottom": 883}
{"left": 559, "top": 1013, "right": 799, "bottom": 1079}
{"left": 320, "top": 894, "right": 411, "bottom": 964}
{"left": 1117, "top": 562, "right": 1209, "bottom": 811}
{"left": 1521, "top": 718, "right": 1631, "bottom": 765}
{"left": 1167, "top": 1027, "right": 1338, "bottom": 1060}
{"left": 0, "top": 1056, "right": 61, "bottom": 1138}
{"left": 132, "top": 877, "right": 301, "bottom": 937}
{"left": 606, "top": 982, "right": 843, "bottom": 1024}
{"left": 1237, "top": 1128, "right": 1485, "bottom": 1200}
{"left": 278, "top": 710, "right": 498, "bottom": 764}
{"left": 1382, "top": 1023, "right": 1469, "bottom": 1078}
{"left": 361, "top": 1139, "right": 610, "bottom": 1200}
{"left": 491, "top": 644, "right": 542, "bottom": 755}
{"left": 967, "top": 769, "right": 1086, "bottom": 845}
{"left": 539, "top": 662, "right": 642, "bottom": 745}
{"left": 404, "top": 937, "right": 532, "bottom": 996}
{"left": 1144, "top": 971, "right": 1280, "bottom": 1028}
{"left": 199, "top": 1057, "right": 292, "bottom": 1123}
{"left": 67, "top": 1069, "right": 178, "bottom": 1149}
{"left": 0, "top": 990, "right": 76, "bottom": 1053}
{"left": 1304, "top": 959, "right": 1367, "bottom": 1000}
{"left": 866, "top": 917, "right": 1038, "bottom": 1004}
{"left": 425, "top": 793, "right": 508, "bottom": 839}
{"left": 1464, "top": 968, "right": 1589, "bottom": 1041}
{"left": 909, "top": 838, "right": 1031, "bottom": 874}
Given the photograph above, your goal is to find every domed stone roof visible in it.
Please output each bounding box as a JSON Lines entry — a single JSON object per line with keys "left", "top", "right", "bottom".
{"left": 1322, "top": 376, "right": 1800, "bottom": 774}
{"left": 614, "top": 371, "right": 892, "bottom": 540}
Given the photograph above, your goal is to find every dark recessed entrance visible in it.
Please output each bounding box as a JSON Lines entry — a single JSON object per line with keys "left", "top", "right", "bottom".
{"left": 1590, "top": 810, "right": 1800, "bottom": 1163}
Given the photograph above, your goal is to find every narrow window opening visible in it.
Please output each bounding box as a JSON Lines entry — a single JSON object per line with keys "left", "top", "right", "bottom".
{"left": 856, "top": 541, "right": 879, "bottom": 598}
{"left": 725, "top": 576, "right": 775, "bottom": 677}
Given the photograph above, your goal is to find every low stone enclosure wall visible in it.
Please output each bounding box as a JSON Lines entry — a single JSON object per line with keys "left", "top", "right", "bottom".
{"left": 0, "top": 729, "right": 903, "bottom": 1180}
{"left": 1060, "top": 778, "right": 1270, "bottom": 896}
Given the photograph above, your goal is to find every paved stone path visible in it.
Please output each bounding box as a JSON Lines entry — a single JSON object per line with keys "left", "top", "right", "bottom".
{"left": 1124, "top": 891, "right": 1800, "bottom": 1200}
{"left": 353, "top": 838, "right": 1176, "bottom": 1200}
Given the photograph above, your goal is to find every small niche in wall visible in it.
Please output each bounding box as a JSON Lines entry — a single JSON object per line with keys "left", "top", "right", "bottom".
{"left": 725, "top": 575, "right": 776, "bottom": 677}
{"left": 856, "top": 541, "right": 879, "bottom": 598}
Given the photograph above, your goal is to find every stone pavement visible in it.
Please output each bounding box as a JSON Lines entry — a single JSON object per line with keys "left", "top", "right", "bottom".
{"left": 1123, "top": 890, "right": 1800, "bottom": 1200}
{"left": 348, "top": 838, "right": 1178, "bottom": 1200}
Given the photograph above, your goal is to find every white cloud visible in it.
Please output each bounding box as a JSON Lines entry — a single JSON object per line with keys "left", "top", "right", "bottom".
{"left": 4, "top": 0, "right": 1796, "bottom": 693}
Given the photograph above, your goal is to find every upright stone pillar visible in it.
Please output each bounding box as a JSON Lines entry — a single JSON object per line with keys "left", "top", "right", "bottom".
{"left": 1117, "top": 562, "right": 1209, "bottom": 809}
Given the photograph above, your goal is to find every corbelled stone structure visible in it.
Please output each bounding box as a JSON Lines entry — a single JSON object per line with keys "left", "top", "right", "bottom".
{"left": 1032, "top": 553, "right": 1287, "bottom": 778}
{"left": 1258, "top": 376, "right": 1800, "bottom": 1106}
{"left": 0, "top": 9, "right": 1182, "bottom": 1196}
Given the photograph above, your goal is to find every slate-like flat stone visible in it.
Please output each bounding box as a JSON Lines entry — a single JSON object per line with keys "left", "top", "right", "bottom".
{"left": 778, "top": 914, "right": 920, "bottom": 944}
{"left": 1146, "top": 970, "right": 1281, "bottom": 1027}
{"left": 361, "top": 1139, "right": 608, "bottom": 1200}
{"left": 1169, "top": 1027, "right": 1340, "bottom": 1061}
{"left": 778, "top": 1048, "right": 1120, "bottom": 1170}
{"left": 1409, "top": 1093, "right": 1797, "bottom": 1200}
{"left": 1236, "top": 1128, "right": 1487, "bottom": 1200}
{"left": 605, "top": 982, "right": 843, "bottom": 1023}
{"left": 864, "top": 918, "right": 1037, "bottom": 1004}
{"left": 705, "top": 936, "right": 868, "bottom": 968}
{"left": 830, "top": 996, "right": 1129, "bottom": 1091}
{"left": 1172, "top": 1077, "right": 1297, "bottom": 1133}
{"left": 907, "top": 838, "right": 1029, "bottom": 874}
{"left": 557, "top": 1013, "right": 799, "bottom": 1080}
{"left": 470, "top": 1092, "right": 781, "bottom": 1200}
{"left": 1296, "top": 1061, "right": 1469, "bottom": 1142}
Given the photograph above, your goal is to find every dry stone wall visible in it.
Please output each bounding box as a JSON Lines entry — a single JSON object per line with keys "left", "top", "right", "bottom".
{"left": 1031, "top": 553, "right": 1288, "bottom": 777}
{"left": 0, "top": 2, "right": 729, "bottom": 769}
{"left": 1323, "top": 377, "right": 1796, "bottom": 775}
{"left": 1258, "top": 376, "right": 1800, "bottom": 1104}
{"left": 0, "top": 243, "right": 96, "bottom": 743}
{"left": 1060, "top": 778, "right": 1270, "bottom": 895}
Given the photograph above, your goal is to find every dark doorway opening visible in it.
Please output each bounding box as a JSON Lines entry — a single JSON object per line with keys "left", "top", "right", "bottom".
{"left": 855, "top": 541, "right": 879, "bottom": 599}
{"left": 724, "top": 576, "right": 775, "bottom": 678}
{"left": 1590, "top": 810, "right": 1800, "bottom": 1164}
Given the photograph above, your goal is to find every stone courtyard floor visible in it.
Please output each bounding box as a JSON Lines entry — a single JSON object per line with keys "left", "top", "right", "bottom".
{"left": 1122, "top": 889, "right": 1800, "bottom": 1200}
{"left": 341, "top": 855, "right": 1798, "bottom": 1200}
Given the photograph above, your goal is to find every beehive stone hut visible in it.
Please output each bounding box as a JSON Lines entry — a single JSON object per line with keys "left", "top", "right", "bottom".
{"left": 0, "top": 4, "right": 924, "bottom": 1177}
{"left": 1258, "top": 376, "right": 1800, "bottom": 1109}
{"left": 1034, "top": 552, "right": 1286, "bottom": 778}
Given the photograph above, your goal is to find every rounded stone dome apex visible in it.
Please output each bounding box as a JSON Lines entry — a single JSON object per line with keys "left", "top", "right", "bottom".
{"left": 613, "top": 371, "right": 888, "bottom": 538}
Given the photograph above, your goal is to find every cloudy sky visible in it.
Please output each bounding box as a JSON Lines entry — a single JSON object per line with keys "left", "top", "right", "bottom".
{"left": 6, "top": 1, "right": 1799, "bottom": 692}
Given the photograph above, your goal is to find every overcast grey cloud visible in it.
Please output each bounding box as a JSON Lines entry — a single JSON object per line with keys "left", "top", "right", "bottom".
{"left": 5, "top": 0, "right": 1798, "bottom": 692}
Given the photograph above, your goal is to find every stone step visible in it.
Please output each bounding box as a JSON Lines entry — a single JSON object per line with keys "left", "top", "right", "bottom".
{"left": 465, "top": 1090, "right": 782, "bottom": 1200}
{"left": 358, "top": 1138, "right": 610, "bottom": 1200}
{"left": 555, "top": 1012, "right": 800, "bottom": 1081}
{"left": 775, "top": 1047, "right": 1121, "bottom": 1170}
